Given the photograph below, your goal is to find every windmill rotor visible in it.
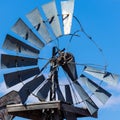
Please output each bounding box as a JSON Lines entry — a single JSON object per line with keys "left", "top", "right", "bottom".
{"left": 0, "top": 0, "right": 119, "bottom": 119}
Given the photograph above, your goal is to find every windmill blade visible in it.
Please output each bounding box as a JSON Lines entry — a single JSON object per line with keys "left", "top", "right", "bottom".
{"left": 1, "top": 54, "right": 38, "bottom": 69}
{"left": 61, "top": 0, "right": 75, "bottom": 34}
{"left": 80, "top": 74, "right": 111, "bottom": 104}
{"left": 19, "top": 75, "right": 45, "bottom": 104}
{"left": 84, "top": 66, "right": 119, "bottom": 86}
{"left": 61, "top": 53, "right": 78, "bottom": 81}
{"left": 65, "top": 85, "right": 73, "bottom": 104}
{"left": 73, "top": 81, "right": 98, "bottom": 115}
{"left": 12, "top": 18, "right": 45, "bottom": 49}
{"left": 36, "top": 80, "right": 52, "bottom": 101}
{"left": 56, "top": 85, "right": 65, "bottom": 101}
{"left": 0, "top": 91, "right": 21, "bottom": 107}
{"left": 3, "top": 34, "right": 39, "bottom": 57}
{"left": 26, "top": 8, "right": 52, "bottom": 43}
{"left": 0, "top": 91, "right": 21, "bottom": 120}
{"left": 4, "top": 67, "right": 40, "bottom": 88}
{"left": 42, "top": 1, "right": 62, "bottom": 37}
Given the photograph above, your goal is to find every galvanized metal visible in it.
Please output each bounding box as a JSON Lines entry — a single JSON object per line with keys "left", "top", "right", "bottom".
{"left": 84, "top": 66, "right": 119, "bottom": 86}
{"left": 65, "top": 85, "right": 73, "bottom": 104}
{"left": 1, "top": 54, "right": 38, "bottom": 68}
{"left": 61, "top": 0, "right": 74, "bottom": 34}
{"left": 4, "top": 67, "right": 40, "bottom": 88}
{"left": 73, "top": 81, "right": 98, "bottom": 115}
{"left": 3, "top": 34, "right": 39, "bottom": 57}
{"left": 37, "top": 80, "right": 52, "bottom": 101}
{"left": 56, "top": 85, "right": 65, "bottom": 101}
{"left": 42, "top": 1, "right": 62, "bottom": 37}
{"left": 80, "top": 74, "right": 111, "bottom": 104}
{"left": 19, "top": 75, "right": 45, "bottom": 104}
{"left": 12, "top": 18, "right": 45, "bottom": 49}
{"left": 26, "top": 8, "right": 52, "bottom": 43}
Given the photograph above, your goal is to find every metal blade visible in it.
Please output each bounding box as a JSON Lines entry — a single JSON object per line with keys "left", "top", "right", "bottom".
{"left": 26, "top": 8, "right": 52, "bottom": 43}
{"left": 73, "top": 81, "right": 98, "bottom": 115}
{"left": 12, "top": 18, "right": 45, "bottom": 49}
{"left": 61, "top": 53, "right": 78, "bottom": 81}
{"left": 3, "top": 34, "right": 39, "bottom": 57}
{"left": 65, "top": 85, "right": 73, "bottom": 104}
{"left": 0, "top": 91, "right": 21, "bottom": 120}
{"left": 37, "top": 80, "right": 52, "bottom": 101}
{"left": 4, "top": 67, "right": 40, "bottom": 88}
{"left": 84, "top": 66, "right": 119, "bottom": 86}
{"left": 61, "top": 0, "right": 74, "bottom": 34}
{"left": 19, "top": 75, "right": 45, "bottom": 104}
{"left": 80, "top": 74, "right": 112, "bottom": 104}
{"left": 0, "top": 91, "right": 21, "bottom": 107}
{"left": 56, "top": 85, "right": 65, "bottom": 101}
{"left": 1, "top": 54, "right": 38, "bottom": 69}
{"left": 42, "top": 1, "right": 62, "bottom": 37}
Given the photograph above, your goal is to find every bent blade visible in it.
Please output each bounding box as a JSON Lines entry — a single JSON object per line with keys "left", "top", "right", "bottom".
{"left": 3, "top": 34, "right": 39, "bottom": 57}
{"left": 84, "top": 66, "right": 119, "bottom": 86}
{"left": 80, "top": 74, "right": 111, "bottom": 104}
{"left": 73, "top": 81, "right": 98, "bottom": 115}
{"left": 42, "top": 1, "right": 62, "bottom": 37}
{"left": 19, "top": 75, "right": 45, "bottom": 104}
{"left": 61, "top": 0, "right": 74, "bottom": 34}
{"left": 12, "top": 18, "right": 45, "bottom": 49}
{"left": 26, "top": 8, "right": 52, "bottom": 43}
{"left": 4, "top": 67, "right": 40, "bottom": 88}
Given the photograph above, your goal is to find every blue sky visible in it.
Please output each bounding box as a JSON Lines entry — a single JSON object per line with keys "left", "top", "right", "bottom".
{"left": 0, "top": 0, "right": 120, "bottom": 120}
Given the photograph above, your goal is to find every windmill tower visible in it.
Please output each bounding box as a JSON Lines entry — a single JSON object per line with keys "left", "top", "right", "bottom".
{"left": 0, "top": 0, "right": 119, "bottom": 120}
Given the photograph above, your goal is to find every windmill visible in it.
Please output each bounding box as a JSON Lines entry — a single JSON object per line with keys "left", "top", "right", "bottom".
{"left": 0, "top": 0, "right": 119, "bottom": 120}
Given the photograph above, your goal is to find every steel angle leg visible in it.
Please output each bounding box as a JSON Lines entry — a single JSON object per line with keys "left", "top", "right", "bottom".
{"left": 49, "top": 109, "right": 63, "bottom": 120}
{"left": 64, "top": 112, "right": 77, "bottom": 120}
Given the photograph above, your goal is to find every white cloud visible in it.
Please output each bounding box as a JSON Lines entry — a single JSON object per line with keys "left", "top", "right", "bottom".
{"left": 102, "top": 95, "right": 120, "bottom": 109}
{"left": 108, "top": 83, "right": 120, "bottom": 92}
{"left": 0, "top": 49, "right": 5, "bottom": 54}
{"left": 0, "top": 82, "right": 8, "bottom": 94}
{"left": 99, "top": 83, "right": 120, "bottom": 109}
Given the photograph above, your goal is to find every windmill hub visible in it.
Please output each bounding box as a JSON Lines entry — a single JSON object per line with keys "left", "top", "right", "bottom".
{"left": 50, "top": 50, "right": 73, "bottom": 67}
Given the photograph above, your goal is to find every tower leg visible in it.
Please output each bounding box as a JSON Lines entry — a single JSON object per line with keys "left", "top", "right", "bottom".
{"left": 65, "top": 112, "right": 77, "bottom": 120}
{"left": 48, "top": 109, "right": 63, "bottom": 120}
